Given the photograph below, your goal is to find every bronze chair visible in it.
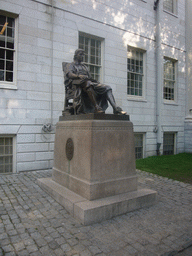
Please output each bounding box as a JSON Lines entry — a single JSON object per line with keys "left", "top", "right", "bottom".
{"left": 62, "top": 62, "right": 75, "bottom": 115}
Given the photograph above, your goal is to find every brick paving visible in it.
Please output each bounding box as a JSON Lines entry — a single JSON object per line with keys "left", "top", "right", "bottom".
{"left": 0, "top": 170, "right": 192, "bottom": 256}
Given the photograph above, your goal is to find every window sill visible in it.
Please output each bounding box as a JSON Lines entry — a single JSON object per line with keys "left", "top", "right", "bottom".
{"left": 163, "top": 100, "right": 178, "bottom": 106}
{"left": 163, "top": 10, "right": 178, "bottom": 18}
{"left": 127, "top": 96, "right": 147, "bottom": 102}
{"left": 0, "top": 83, "right": 17, "bottom": 90}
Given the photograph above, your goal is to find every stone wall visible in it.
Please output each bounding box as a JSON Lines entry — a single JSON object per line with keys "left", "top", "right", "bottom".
{"left": 0, "top": 0, "right": 187, "bottom": 172}
{"left": 185, "top": 0, "right": 192, "bottom": 153}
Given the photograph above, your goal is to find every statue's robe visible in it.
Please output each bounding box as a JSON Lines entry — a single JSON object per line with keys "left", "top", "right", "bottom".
{"left": 65, "top": 62, "right": 111, "bottom": 114}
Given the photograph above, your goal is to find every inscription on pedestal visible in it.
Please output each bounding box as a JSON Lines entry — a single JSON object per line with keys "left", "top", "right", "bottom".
{"left": 66, "top": 138, "right": 74, "bottom": 160}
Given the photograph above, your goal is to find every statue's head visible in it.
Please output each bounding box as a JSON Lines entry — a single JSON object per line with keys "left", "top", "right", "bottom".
{"left": 74, "top": 49, "right": 85, "bottom": 61}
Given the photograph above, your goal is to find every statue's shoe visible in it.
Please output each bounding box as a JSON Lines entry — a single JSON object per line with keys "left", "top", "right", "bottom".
{"left": 114, "top": 107, "right": 127, "bottom": 115}
{"left": 94, "top": 105, "right": 104, "bottom": 114}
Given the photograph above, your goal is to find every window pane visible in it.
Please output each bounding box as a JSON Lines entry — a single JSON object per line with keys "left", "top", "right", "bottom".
{"left": 0, "top": 157, "right": 3, "bottom": 164}
{"left": 163, "top": 0, "right": 174, "bottom": 13}
{"left": 163, "top": 58, "right": 176, "bottom": 101}
{"left": 7, "top": 138, "right": 12, "bottom": 145}
{"left": 7, "top": 17, "right": 15, "bottom": 28}
{"left": 6, "top": 61, "right": 13, "bottom": 71}
{"left": 0, "top": 59, "right": 5, "bottom": 69}
{"left": 6, "top": 50, "right": 14, "bottom": 60}
{"left": 7, "top": 41, "right": 14, "bottom": 49}
{"left": 135, "top": 134, "right": 143, "bottom": 159}
{"left": 0, "top": 137, "right": 13, "bottom": 173}
{"left": 0, "top": 71, "right": 4, "bottom": 80}
{"left": 0, "top": 48, "right": 5, "bottom": 59}
{"left": 0, "top": 15, "right": 6, "bottom": 25}
{"left": 5, "top": 164, "right": 11, "bottom": 173}
{"left": 6, "top": 71, "right": 13, "bottom": 82}
{"left": 79, "top": 34, "right": 102, "bottom": 81}
{"left": 0, "top": 146, "right": 4, "bottom": 154}
{"left": 79, "top": 35, "right": 84, "bottom": 45}
{"left": 163, "top": 133, "right": 175, "bottom": 155}
{"left": 0, "top": 35, "right": 5, "bottom": 47}
{"left": 5, "top": 156, "right": 10, "bottom": 163}
{"left": 7, "top": 27, "right": 14, "bottom": 38}
{"left": 0, "top": 15, "right": 15, "bottom": 83}
{"left": 127, "top": 47, "right": 144, "bottom": 96}
{"left": 91, "top": 39, "right": 95, "bottom": 47}
{"left": 5, "top": 145, "right": 12, "bottom": 154}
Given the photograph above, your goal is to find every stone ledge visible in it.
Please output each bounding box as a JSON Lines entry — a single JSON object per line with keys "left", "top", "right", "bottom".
{"left": 38, "top": 177, "right": 157, "bottom": 225}
{"left": 52, "top": 167, "right": 138, "bottom": 200}
{"left": 59, "top": 113, "right": 130, "bottom": 121}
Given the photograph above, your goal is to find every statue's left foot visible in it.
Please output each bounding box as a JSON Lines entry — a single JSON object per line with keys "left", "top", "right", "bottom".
{"left": 114, "top": 107, "right": 127, "bottom": 115}
{"left": 95, "top": 105, "right": 104, "bottom": 114}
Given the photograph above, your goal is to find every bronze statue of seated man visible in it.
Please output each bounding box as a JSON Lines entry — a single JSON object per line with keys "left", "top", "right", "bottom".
{"left": 64, "top": 49, "right": 126, "bottom": 115}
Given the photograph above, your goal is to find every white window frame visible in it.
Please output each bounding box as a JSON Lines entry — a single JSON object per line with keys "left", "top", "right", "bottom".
{"left": 127, "top": 46, "right": 146, "bottom": 101}
{"left": 78, "top": 32, "right": 104, "bottom": 82}
{"left": 163, "top": 0, "right": 178, "bottom": 15}
{"left": 0, "top": 11, "right": 18, "bottom": 90}
{"left": 163, "top": 57, "right": 177, "bottom": 103}
{"left": 0, "top": 135, "right": 16, "bottom": 173}
{"left": 134, "top": 133, "right": 145, "bottom": 159}
{"left": 163, "top": 132, "right": 176, "bottom": 155}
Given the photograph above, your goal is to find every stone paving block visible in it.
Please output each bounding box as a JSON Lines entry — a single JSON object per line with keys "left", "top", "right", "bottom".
{"left": 5, "top": 224, "right": 14, "bottom": 231}
{"left": 1, "top": 244, "right": 14, "bottom": 253}
{"left": 73, "top": 243, "right": 87, "bottom": 252}
{"left": 0, "top": 233, "right": 8, "bottom": 240}
{"left": 39, "top": 244, "right": 52, "bottom": 254}
{"left": 79, "top": 249, "right": 92, "bottom": 256}
{"left": 67, "top": 238, "right": 79, "bottom": 247}
{"left": 48, "top": 240, "right": 60, "bottom": 249}
{"left": 56, "top": 226, "right": 65, "bottom": 233}
{"left": 63, "top": 232, "right": 73, "bottom": 239}
{"left": 60, "top": 243, "right": 72, "bottom": 252}
{"left": 44, "top": 235, "right": 54, "bottom": 243}
{"left": 7, "top": 230, "right": 17, "bottom": 236}
{"left": 18, "top": 249, "right": 29, "bottom": 255}
{"left": 64, "top": 249, "right": 79, "bottom": 256}
{"left": 13, "top": 241, "right": 25, "bottom": 251}
{"left": 55, "top": 236, "right": 66, "bottom": 245}
{"left": 81, "top": 239, "right": 92, "bottom": 247}
{"left": 106, "top": 249, "right": 127, "bottom": 256}
{"left": 50, "top": 231, "right": 60, "bottom": 239}
{"left": 30, "top": 252, "right": 42, "bottom": 256}
{"left": 23, "top": 238, "right": 35, "bottom": 246}
{"left": 2, "top": 252, "right": 17, "bottom": 256}
{"left": 26, "top": 244, "right": 39, "bottom": 253}
{"left": 88, "top": 245, "right": 102, "bottom": 254}
{"left": 34, "top": 237, "right": 47, "bottom": 247}
{"left": 0, "top": 238, "right": 10, "bottom": 246}
{"left": 54, "top": 248, "right": 65, "bottom": 256}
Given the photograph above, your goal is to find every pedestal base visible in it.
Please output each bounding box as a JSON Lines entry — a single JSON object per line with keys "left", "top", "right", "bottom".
{"left": 38, "top": 177, "right": 157, "bottom": 225}
{"left": 38, "top": 114, "right": 157, "bottom": 225}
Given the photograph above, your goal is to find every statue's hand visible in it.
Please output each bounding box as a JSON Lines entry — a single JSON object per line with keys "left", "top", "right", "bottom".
{"left": 78, "top": 75, "right": 88, "bottom": 80}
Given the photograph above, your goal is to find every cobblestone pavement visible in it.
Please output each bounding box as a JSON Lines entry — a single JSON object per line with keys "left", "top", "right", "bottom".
{"left": 0, "top": 170, "right": 192, "bottom": 256}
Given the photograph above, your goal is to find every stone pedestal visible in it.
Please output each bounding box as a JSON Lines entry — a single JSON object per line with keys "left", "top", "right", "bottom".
{"left": 38, "top": 114, "right": 156, "bottom": 225}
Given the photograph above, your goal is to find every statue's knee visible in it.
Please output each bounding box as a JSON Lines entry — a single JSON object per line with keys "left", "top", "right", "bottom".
{"left": 84, "top": 81, "right": 92, "bottom": 91}
{"left": 107, "top": 86, "right": 112, "bottom": 91}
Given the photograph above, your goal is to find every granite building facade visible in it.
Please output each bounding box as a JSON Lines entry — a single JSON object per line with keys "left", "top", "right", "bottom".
{"left": 0, "top": 0, "right": 191, "bottom": 173}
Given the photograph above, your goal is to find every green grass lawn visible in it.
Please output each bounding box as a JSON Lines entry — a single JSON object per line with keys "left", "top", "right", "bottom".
{"left": 136, "top": 153, "right": 192, "bottom": 184}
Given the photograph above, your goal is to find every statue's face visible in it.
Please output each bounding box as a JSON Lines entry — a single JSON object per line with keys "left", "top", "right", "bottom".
{"left": 76, "top": 51, "right": 84, "bottom": 62}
